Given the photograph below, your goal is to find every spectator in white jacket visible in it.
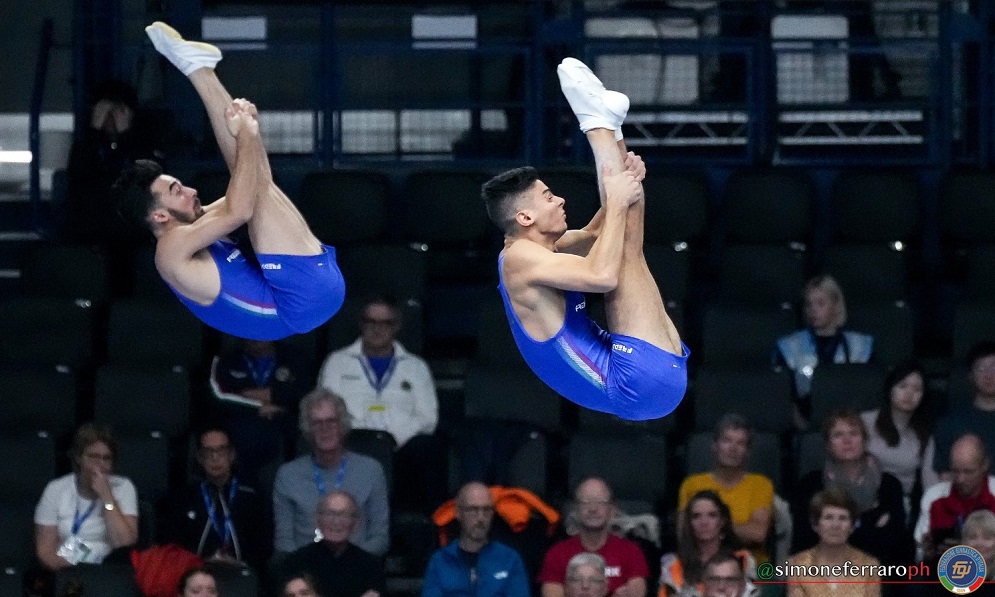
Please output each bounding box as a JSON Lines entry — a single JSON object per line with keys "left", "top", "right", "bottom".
{"left": 319, "top": 294, "right": 446, "bottom": 513}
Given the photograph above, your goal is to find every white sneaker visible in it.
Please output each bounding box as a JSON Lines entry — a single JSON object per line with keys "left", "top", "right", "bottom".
{"left": 557, "top": 57, "right": 629, "bottom": 141}
{"left": 145, "top": 21, "right": 222, "bottom": 76}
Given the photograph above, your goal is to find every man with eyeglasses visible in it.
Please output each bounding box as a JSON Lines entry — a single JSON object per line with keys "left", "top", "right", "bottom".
{"left": 422, "top": 482, "right": 530, "bottom": 596}
{"left": 161, "top": 427, "right": 271, "bottom": 571}
{"left": 701, "top": 552, "right": 752, "bottom": 597}
{"left": 279, "top": 490, "right": 385, "bottom": 597}
{"left": 539, "top": 477, "right": 648, "bottom": 597}
{"left": 565, "top": 553, "right": 609, "bottom": 597}
{"left": 273, "top": 389, "right": 390, "bottom": 558}
{"left": 318, "top": 294, "right": 444, "bottom": 512}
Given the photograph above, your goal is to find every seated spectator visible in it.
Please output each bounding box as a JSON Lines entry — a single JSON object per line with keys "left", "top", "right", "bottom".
{"left": 422, "top": 482, "right": 530, "bottom": 596}
{"left": 565, "top": 553, "right": 609, "bottom": 597}
{"left": 962, "top": 510, "right": 995, "bottom": 581}
{"left": 273, "top": 389, "right": 389, "bottom": 557}
{"left": 701, "top": 552, "right": 755, "bottom": 597}
{"left": 210, "top": 337, "right": 309, "bottom": 483}
{"left": 177, "top": 567, "right": 218, "bottom": 597}
{"left": 282, "top": 572, "right": 322, "bottom": 597}
{"left": 660, "top": 491, "right": 757, "bottom": 597}
{"left": 933, "top": 342, "right": 995, "bottom": 475}
{"left": 775, "top": 275, "right": 873, "bottom": 429}
{"left": 791, "top": 410, "right": 911, "bottom": 566}
{"left": 787, "top": 488, "right": 880, "bottom": 597}
{"left": 160, "top": 427, "right": 272, "bottom": 571}
{"left": 279, "top": 490, "right": 385, "bottom": 597}
{"left": 860, "top": 361, "right": 938, "bottom": 522}
{"left": 539, "top": 477, "right": 649, "bottom": 597}
{"left": 318, "top": 294, "right": 446, "bottom": 513}
{"left": 34, "top": 423, "right": 138, "bottom": 570}
{"left": 914, "top": 433, "right": 995, "bottom": 561}
{"left": 678, "top": 414, "right": 774, "bottom": 561}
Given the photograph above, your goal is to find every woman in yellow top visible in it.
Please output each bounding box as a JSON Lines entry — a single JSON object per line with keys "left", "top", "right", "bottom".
{"left": 787, "top": 487, "right": 880, "bottom": 597}
{"left": 660, "top": 490, "right": 758, "bottom": 597}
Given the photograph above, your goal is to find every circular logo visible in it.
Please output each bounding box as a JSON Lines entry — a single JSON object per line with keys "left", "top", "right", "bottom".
{"left": 939, "top": 545, "right": 987, "bottom": 594}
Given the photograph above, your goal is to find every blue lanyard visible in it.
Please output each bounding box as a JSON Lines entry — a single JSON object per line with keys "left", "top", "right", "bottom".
{"left": 358, "top": 355, "right": 397, "bottom": 395}
{"left": 200, "top": 479, "right": 239, "bottom": 546}
{"left": 312, "top": 457, "right": 348, "bottom": 496}
{"left": 72, "top": 500, "right": 99, "bottom": 536}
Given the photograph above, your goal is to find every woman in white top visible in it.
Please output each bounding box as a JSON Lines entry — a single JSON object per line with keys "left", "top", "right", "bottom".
{"left": 34, "top": 423, "right": 139, "bottom": 569}
{"left": 860, "top": 361, "right": 938, "bottom": 525}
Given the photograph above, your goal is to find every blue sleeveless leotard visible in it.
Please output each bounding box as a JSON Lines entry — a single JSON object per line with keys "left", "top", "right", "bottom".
{"left": 168, "top": 240, "right": 345, "bottom": 341}
{"left": 497, "top": 256, "right": 688, "bottom": 420}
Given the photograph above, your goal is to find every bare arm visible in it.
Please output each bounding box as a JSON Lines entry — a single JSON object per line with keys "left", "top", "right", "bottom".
{"left": 734, "top": 507, "right": 773, "bottom": 546}
{"left": 91, "top": 472, "right": 138, "bottom": 548}
{"left": 541, "top": 583, "right": 566, "bottom": 597}
{"left": 157, "top": 106, "right": 263, "bottom": 262}
{"left": 35, "top": 525, "right": 71, "bottom": 571}
{"left": 508, "top": 169, "right": 640, "bottom": 293}
{"left": 555, "top": 151, "right": 645, "bottom": 256}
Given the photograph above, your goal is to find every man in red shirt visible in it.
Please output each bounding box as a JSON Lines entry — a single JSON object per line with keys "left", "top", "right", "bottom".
{"left": 916, "top": 433, "right": 995, "bottom": 560}
{"left": 538, "top": 477, "right": 648, "bottom": 597}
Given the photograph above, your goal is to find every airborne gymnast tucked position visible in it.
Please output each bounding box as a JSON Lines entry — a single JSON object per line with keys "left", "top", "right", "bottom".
{"left": 115, "top": 22, "right": 344, "bottom": 340}
{"left": 482, "top": 58, "right": 689, "bottom": 420}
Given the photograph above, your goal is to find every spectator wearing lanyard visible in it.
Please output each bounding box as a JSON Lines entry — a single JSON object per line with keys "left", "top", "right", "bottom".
{"left": 273, "top": 388, "right": 390, "bottom": 558}
{"left": 318, "top": 294, "right": 445, "bottom": 513}
{"left": 34, "top": 424, "right": 139, "bottom": 570}
{"left": 161, "top": 427, "right": 272, "bottom": 571}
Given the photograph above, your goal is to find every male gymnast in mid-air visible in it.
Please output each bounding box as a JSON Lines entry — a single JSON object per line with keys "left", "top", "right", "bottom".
{"left": 482, "top": 58, "right": 689, "bottom": 420}
{"left": 114, "top": 22, "right": 344, "bottom": 341}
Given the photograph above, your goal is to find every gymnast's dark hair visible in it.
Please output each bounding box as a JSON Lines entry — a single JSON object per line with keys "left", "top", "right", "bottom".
{"left": 481, "top": 166, "right": 539, "bottom": 234}
{"left": 113, "top": 159, "right": 163, "bottom": 231}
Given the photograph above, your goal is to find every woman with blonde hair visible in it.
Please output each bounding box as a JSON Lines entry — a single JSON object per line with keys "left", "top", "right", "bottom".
{"left": 775, "top": 275, "right": 874, "bottom": 429}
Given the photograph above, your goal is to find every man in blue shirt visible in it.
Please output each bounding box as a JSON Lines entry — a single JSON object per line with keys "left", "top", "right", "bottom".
{"left": 422, "top": 482, "right": 530, "bottom": 596}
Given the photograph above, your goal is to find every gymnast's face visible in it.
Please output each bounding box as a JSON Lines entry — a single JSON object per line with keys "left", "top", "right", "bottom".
{"left": 150, "top": 174, "right": 205, "bottom": 226}
{"left": 521, "top": 180, "right": 567, "bottom": 236}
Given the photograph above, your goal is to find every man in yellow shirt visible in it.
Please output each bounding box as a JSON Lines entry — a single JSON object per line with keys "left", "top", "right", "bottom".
{"left": 678, "top": 414, "right": 774, "bottom": 562}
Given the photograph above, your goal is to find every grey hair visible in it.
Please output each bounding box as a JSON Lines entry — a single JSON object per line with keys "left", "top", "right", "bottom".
{"left": 964, "top": 509, "right": 995, "bottom": 539}
{"left": 566, "top": 552, "right": 607, "bottom": 580}
{"left": 298, "top": 387, "right": 353, "bottom": 438}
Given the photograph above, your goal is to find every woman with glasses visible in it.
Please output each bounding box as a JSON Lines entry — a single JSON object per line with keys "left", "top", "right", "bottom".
{"left": 34, "top": 423, "right": 139, "bottom": 569}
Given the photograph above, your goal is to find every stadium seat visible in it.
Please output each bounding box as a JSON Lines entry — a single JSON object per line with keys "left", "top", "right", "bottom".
{"left": 346, "top": 429, "right": 396, "bottom": 491}
{"left": 114, "top": 432, "right": 171, "bottom": 503}
{"left": 0, "top": 298, "right": 95, "bottom": 368}
{"left": 21, "top": 244, "right": 110, "bottom": 304}
{"left": 337, "top": 244, "right": 427, "bottom": 303}
{"left": 953, "top": 302, "right": 995, "bottom": 364}
{"left": 568, "top": 432, "right": 668, "bottom": 514}
{"left": 809, "top": 364, "right": 889, "bottom": 427}
{"left": 642, "top": 172, "right": 709, "bottom": 245}
{"left": 473, "top": 297, "right": 526, "bottom": 367}
{"left": 0, "top": 431, "right": 57, "bottom": 503}
{"left": 722, "top": 170, "right": 814, "bottom": 244}
{"left": 941, "top": 171, "right": 995, "bottom": 245}
{"left": 795, "top": 432, "right": 826, "bottom": 480}
{"left": 701, "top": 304, "right": 797, "bottom": 367}
{"left": 820, "top": 244, "right": 908, "bottom": 305}
{"left": 693, "top": 366, "right": 794, "bottom": 433}
{"left": 832, "top": 171, "right": 920, "bottom": 243}
{"left": 848, "top": 302, "right": 915, "bottom": 365}
{"left": 0, "top": 366, "right": 77, "bottom": 439}
{"left": 0, "top": 501, "right": 37, "bottom": 572}
{"left": 716, "top": 244, "right": 808, "bottom": 305}
{"left": 298, "top": 169, "right": 390, "bottom": 245}
{"left": 463, "top": 364, "right": 561, "bottom": 432}
{"left": 55, "top": 564, "right": 141, "bottom": 597}
{"left": 94, "top": 365, "right": 191, "bottom": 439}
{"left": 211, "top": 565, "right": 259, "bottom": 597}
{"left": 645, "top": 244, "right": 691, "bottom": 305}
{"left": 106, "top": 299, "right": 204, "bottom": 368}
